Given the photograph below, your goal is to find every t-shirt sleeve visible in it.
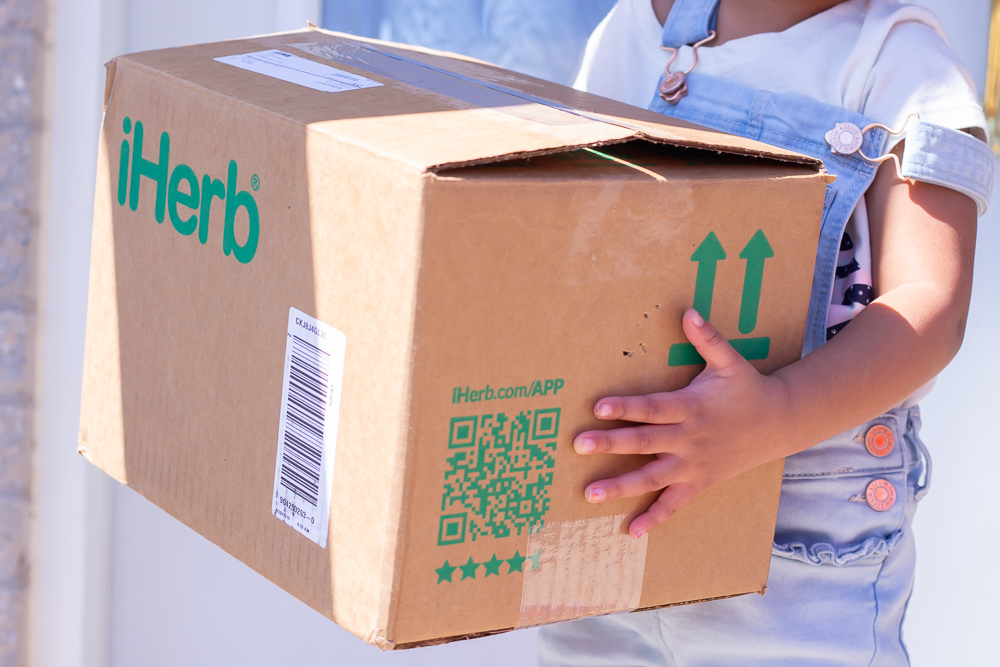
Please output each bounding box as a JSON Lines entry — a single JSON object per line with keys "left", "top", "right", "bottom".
{"left": 860, "top": 20, "right": 988, "bottom": 150}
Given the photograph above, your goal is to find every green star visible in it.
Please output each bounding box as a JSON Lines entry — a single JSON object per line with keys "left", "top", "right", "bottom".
{"left": 459, "top": 556, "right": 480, "bottom": 580}
{"left": 483, "top": 553, "right": 503, "bottom": 577}
{"left": 528, "top": 549, "right": 542, "bottom": 571}
{"left": 506, "top": 550, "right": 526, "bottom": 574}
{"left": 435, "top": 560, "right": 457, "bottom": 584}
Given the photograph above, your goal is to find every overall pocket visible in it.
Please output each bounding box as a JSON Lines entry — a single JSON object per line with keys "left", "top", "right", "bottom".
{"left": 772, "top": 409, "right": 924, "bottom": 567}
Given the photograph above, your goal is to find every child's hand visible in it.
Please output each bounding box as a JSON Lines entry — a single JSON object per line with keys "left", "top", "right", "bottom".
{"left": 574, "top": 154, "right": 977, "bottom": 541}
{"left": 575, "top": 308, "right": 794, "bottom": 539}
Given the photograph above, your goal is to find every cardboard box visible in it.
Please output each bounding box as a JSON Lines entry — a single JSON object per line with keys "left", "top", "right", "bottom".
{"left": 80, "top": 29, "right": 830, "bottom": 648}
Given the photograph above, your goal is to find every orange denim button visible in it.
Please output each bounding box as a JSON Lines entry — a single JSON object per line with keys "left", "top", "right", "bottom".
{"left": 866, "top": 479, "right": 896, "bottom": 512}
{"left": 865, "top": 425, "right": 894, "bottom": 457}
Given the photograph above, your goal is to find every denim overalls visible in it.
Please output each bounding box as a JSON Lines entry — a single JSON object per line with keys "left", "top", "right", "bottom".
{"left": 539, "top": 1, "right": 994, "bottom": 664}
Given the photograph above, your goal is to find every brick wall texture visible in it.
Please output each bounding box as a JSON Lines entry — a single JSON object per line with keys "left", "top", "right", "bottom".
{"left": 0, "top": 0, "right": 43, "bottom": 664}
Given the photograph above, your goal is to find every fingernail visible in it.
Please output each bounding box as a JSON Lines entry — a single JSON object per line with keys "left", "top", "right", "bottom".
{"left": 575, "top": 437, "right": 595, "bottom": 453}
{"left": 586, "top": 487, "right": 606, "bottom": 502}
{"left": 633, "top": 528, "right": 646, "bottom": 539}
{"left": 595, "top": 403, "right": 613, "bottom": 418}
{"left": 691, "top": 310, "right": 705, "bottom": 327}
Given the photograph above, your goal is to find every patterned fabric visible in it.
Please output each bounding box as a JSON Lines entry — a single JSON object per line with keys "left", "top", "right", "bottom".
{"left": 827, "top": 231, "right": 874, "bottom": 340}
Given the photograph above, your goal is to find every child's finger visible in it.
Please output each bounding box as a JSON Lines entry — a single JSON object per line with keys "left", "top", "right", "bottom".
{"left": 592, "top": 392, "right": 687, "bottom": 424}
{"left": 628, "top": 484, "right": 698, "bottom": 539}
{"left": 574, "top": 424, "right": 680, "bottom": 456}
{"left": 681, "top": 308, "right": 745, "bottom": 371}
{"left": 583, "top": 456, "right": 680, "bottom": 503}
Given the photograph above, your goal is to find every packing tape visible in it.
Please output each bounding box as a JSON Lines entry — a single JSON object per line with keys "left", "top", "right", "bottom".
{"left": 292, "top": 33, "right": 829, "bottom": 169}
{"left": 516, "top": 513, "right": 647, "bottom": 627}
{"left": 291, "top": 41, "right": 584, "bottom": 127}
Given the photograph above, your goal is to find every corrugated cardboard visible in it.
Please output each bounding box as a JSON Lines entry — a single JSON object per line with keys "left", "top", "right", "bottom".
{"left": 80, "top": 28, "right": 831, "bottom": 648}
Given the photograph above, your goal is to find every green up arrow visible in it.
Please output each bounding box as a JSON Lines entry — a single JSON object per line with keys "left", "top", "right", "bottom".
{"left": 691, "top": 231, "right": 726, "bottom": 321}
{"left": 737, "top": 229, "right": 774, "bottom": 335}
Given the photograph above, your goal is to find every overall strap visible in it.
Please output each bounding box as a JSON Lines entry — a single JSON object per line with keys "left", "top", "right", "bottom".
{"left": 661, "top": 0, "right": 719, "bottom": 48}
{"left": 901, "top": 121, "right": 994, "bottom": 216}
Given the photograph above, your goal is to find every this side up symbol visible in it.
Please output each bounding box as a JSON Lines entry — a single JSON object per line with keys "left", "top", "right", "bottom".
{"left": 668, "top": 230, "right": 773, "bottom": 366}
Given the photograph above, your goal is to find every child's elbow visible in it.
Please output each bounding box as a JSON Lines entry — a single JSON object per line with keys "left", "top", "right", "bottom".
{"left": 950, "top": 310, "right": 969, "bottom": 359}
{"left": 939, "top": 307, "right": 969, "bottom": 366}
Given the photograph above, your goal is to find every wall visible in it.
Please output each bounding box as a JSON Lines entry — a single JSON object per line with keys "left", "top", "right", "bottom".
{"left": 30, "top": 0, "right": 121, "bottom": 664}
{"left": 0, "top": 0, "right": 44, "bottom": 665}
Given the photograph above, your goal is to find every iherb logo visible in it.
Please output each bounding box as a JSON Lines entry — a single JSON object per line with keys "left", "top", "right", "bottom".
{"left": 116, "top": 116, "right": 259, "bottom": 264}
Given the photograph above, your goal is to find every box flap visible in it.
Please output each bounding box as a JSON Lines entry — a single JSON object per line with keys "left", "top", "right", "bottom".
{"left": 312, "top": 30, "right": 823, "bottom": 168}
{"left": 115, "top": 29, "right": 823, "bottom": 173}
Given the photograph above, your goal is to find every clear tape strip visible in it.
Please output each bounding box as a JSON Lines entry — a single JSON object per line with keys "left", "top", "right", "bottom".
{"left": 516, "top": 513, "right": 647, "bottom": 627}
{"left": 290, "top": 41, "right": 585, "bottom": 127}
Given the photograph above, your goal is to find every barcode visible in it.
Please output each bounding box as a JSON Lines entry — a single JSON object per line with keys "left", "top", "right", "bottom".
{"left": 272, "top": 308, "right": 347, "bottom": 547}
{"left": 277, "top": 336, "right": 330, "bottom": 506}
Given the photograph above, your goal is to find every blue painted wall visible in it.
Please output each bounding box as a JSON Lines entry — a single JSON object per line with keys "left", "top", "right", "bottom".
{"left": 322, "top": 0, "right": 616, "bottom": 85}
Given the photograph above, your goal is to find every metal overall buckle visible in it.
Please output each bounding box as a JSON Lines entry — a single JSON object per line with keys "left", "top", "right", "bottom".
{"left": 824, "top": 113, "right": 919, "bottom": 179}
{"left": 659, "top": 31, "right": 716, "bottom": 105}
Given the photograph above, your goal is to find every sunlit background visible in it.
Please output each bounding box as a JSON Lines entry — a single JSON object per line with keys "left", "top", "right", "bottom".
{"left": 13, "top": 0, "right": 997, "bottom": 665}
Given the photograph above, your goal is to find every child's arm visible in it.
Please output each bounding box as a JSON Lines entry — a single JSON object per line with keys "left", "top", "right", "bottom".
{"left": 576, "top": 145, "right": 978, "bottom": 539}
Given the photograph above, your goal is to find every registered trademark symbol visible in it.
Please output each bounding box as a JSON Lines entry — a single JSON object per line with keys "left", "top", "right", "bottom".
{"left": 251, "top": 174, "right": 260, "bottom": 191}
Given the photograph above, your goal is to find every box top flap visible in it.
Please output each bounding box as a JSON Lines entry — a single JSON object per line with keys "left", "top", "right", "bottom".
{"left": 114, "top": 28, "right": 823, "bottom": 172}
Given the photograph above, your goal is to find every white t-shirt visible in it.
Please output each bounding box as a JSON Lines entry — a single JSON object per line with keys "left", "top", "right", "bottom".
{"left": 575, "top": 0, "right": 987, "bottom": 145}
{"left": 574, "top": 0, "right": 988, "bottom": 392}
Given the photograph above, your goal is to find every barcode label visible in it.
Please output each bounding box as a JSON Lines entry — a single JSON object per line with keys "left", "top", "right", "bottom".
{"left": 271, "top": 308, "right": 346, "bottom": 547}
{"left": 215, "top": 49, "right": 382, "bottom": 93}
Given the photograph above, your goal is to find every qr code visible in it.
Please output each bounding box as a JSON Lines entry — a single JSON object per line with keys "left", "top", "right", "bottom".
{"left": 438, "top": 409, "right": 560, "bottom": 545}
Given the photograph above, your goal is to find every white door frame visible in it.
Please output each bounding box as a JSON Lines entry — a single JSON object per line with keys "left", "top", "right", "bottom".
{"left": 276, "top": 0, "right": 323, "bottom": 31}
{"left": 28, "top": 1, "right": 322, "bottom": 665}
{"left": 29, "top": 0, "right": 123, "bottom": 664}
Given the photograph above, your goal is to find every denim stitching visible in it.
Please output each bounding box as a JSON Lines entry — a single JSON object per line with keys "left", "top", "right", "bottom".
{"left": 898, "top": 572, "right": 915, "bottom": 666}
{"left": 748, "top": 91, "right": 765, "bottom": 141}
{"left": 862, "top": 479, "right": 910, "bottom": 664}
{"left": 906, "top": 416, "right": 933, "bottom": 501}
{"left": 816, "top": 132, "right": 882, "bottom": 345}
{"left": 649, "top": 605, "right": 679, "bottom": 667}
{"left": 807, "top": 212, "right": 837, "bottom": 351}
{"left": 906, "top": 172, "right": 990, "bottom": 212}
{"left": 667, "top": 102, "right": 874, "bottom": 160}
{"left": 901, "top": 122, "right": 995, "bottom": 214}
{"left": 652, "top": 103, "right": 881, "bottom": 177}
{"left": 782, "top": 467, "right": 907, "bottom": 479}
{"left": 907, "top": 148, "right": 993, "bottom": 176}
{"left": 660, "top": 0, "right": 718, "bottom": 48}
{"left": 806, "top": 128, "right": 884, "bottom": 344}
{"left": 866, "top": 556, "right": 887, "bottom": 667}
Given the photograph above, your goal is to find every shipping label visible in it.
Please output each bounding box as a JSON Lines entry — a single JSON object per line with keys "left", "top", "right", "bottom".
{"left": 271, "top": 308, "right": 347, "bottom": 547}
{"left": 215, "top": 49, "right": 382, "bottom": 93}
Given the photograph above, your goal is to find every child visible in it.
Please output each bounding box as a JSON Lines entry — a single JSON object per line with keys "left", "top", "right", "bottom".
{"left": 540, "top": 0, "right": 994, "bottom": 664}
